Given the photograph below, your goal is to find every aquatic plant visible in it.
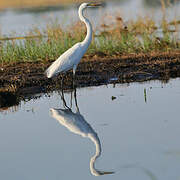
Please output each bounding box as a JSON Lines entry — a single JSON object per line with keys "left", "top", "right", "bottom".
{"left": 0, "top": 13, "right": 179, "bottom": 63}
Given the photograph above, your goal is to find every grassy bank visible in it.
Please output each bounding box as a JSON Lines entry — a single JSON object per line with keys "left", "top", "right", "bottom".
{"left": 0, "top": 15, "right": 180, "bottom": 64}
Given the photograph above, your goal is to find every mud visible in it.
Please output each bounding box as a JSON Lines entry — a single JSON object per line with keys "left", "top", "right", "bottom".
{"left": 0, "top": 52, "right": 180, "bottom": 109}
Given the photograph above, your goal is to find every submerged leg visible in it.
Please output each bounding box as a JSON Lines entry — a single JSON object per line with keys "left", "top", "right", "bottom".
{"left": 61, "top": 76, "right": 70, "bottom": 110}
{"left": 74, "top": 87, "right": 80, "bottom": 113}
{"left": 70, "top": 90, "right": 73, "bottom": 108}
{"left": 61, "top": 90, "right": 70, "bottom": 110}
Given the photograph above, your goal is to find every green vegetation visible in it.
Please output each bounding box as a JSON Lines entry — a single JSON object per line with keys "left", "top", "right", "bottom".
{"left": 0, "top": 15, "right": 180, "bottom": 63}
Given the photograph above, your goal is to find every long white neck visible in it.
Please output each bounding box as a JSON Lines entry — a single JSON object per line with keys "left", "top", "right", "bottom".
{"left": 78, "top": 6, "right": 92, "bottom": 48}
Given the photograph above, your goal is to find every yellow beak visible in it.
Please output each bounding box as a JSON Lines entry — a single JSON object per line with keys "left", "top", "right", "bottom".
{"left": 87, "top": 2, "right": 102, "bottom": 7}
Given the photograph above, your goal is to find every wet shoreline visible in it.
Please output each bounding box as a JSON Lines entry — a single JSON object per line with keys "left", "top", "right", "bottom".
{"left": 0, "top": 52, "right": 180, "bottom": 108}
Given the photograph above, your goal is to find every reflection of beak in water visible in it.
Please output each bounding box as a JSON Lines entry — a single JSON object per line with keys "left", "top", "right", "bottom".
{"left": 50, "top": 89, "right": 114, "bottom": 176}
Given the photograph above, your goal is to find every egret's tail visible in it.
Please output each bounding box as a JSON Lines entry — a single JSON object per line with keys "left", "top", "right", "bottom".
{"left": 44, "top": 67, "right": 52, "bottom": 78}
{"left": 44, "top": 59, "right": 63, "bottom": 78}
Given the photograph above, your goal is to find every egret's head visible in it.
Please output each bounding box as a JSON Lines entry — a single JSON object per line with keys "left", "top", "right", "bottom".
{"left": 78, "top": 2, "right": 102, "bottom": 21}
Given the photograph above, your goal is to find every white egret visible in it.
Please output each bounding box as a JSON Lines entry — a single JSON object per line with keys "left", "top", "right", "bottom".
{"left": 45, "top": 2, "right": 101, "bottom": 79}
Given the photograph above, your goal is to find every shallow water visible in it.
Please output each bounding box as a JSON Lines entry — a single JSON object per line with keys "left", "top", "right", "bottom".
{"left": 1, "top": 78, "right": 180, "bottom": 180}
{"left": 0, "top": 0, "right": 180, "bottom": 36}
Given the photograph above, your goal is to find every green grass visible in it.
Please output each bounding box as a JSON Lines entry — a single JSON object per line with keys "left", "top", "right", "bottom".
{"left": 0, "top": 15, "right": 179, "bottom": 63}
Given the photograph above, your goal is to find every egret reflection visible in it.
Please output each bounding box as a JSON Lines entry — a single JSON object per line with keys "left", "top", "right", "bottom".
{"left": 50, "top": 89, "right": 114, "bottom": 176}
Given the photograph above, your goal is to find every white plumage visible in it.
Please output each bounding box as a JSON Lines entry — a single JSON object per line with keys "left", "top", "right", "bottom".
{"left": 45, "top": 43, "right": 82, "bottom": 78}
{"left": 45, "top": 3, "right": 101, "bottom": 78}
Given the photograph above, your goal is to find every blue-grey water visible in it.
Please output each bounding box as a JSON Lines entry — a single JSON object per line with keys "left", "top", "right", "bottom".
{"left": 1, "top": 78, "right": 180, "bottom": 180}
{"left": 0, "top": 0, "right": 180, "bottom": 36}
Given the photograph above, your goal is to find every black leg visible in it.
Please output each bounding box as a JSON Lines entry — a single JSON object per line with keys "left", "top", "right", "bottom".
{"left": 72, "top": 72, "right": 76, "bottom": 90}
{"left": 74, "top": 87, "right": 79, "bottom": 113}
{"left": 61, "top": 76, "right": 71, "bottom": 110}
{"left": 72, "top": 66, "right": 76, "bottom": 90}
{"left": 61, "top": 76, "right": 64, "bottom": 90}
{"left": 70, "top": 90, "right": 73, "bottom": 108}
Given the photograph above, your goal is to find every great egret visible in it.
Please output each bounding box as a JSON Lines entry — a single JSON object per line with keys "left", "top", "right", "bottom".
{"left": 45, "top": 2, "right": 101, "bottom": 79}
{"left": 50, "top": 90, "right": 114, "bottom": 176}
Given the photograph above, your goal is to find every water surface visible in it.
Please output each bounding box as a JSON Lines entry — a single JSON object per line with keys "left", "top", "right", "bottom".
{"left": 0, "top": 0, "right": 180, "bottom": 36}
{"left": 1, "top": 78, "right": 180, "bottom": 180}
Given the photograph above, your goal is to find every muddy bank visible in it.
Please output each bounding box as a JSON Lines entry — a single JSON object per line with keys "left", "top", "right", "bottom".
{"left": 0, "top": 52, "right": 180, "bottom": 108}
